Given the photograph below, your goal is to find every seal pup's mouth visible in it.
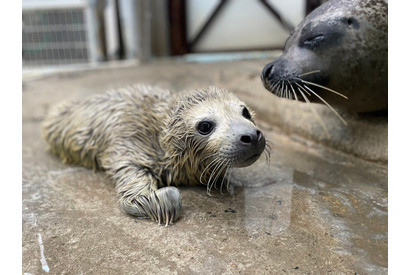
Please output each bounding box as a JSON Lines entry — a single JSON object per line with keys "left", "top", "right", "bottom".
{"left": 245, "top": 153, "right": 262, "bottom": 163}
{"left": 199, "top": 132, "right": 270, "bottom": 195}
{"left": 238, "top": 153, "right": 262, "bottom": 168}
{"left": 230, "top": 128, "right": 267, "bottom": 167}
{"left": 234, "top": 146, "right": 266, "bottom": 168}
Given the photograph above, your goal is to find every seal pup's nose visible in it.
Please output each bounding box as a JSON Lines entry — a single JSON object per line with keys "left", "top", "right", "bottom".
{"left": 240, "top": 130, "right": 263, "bottom": 145}
{"left": 239, "top": 129, "right": 266, "bottom": 155}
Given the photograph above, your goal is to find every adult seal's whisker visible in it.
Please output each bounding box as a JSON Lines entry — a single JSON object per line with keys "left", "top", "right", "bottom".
{"left": 302, "top": 84, "right": 348, "bottom": 125}
{"left": 272, "top": 80, "right": 281, "bottom": 92}
{"left": 285, "top": 83, "right": 290, "bottom": 99}
{"left": 299, "top": 79, "right": 348, "bottom": 100}
{"left": 297, "top": 86, "right": 331, "bottom": 137}
{"left": 298, "top": 70, "right": 321, "bottom": 77}
{"left": 287, "top": 80, "right": 299, "bottom": 101}
{"left": 295, "top": 82, "right": 311, "bottom": 97}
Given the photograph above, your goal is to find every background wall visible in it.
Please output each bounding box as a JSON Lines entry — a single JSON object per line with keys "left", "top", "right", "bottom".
{"left": 186, "top": 0, "right": 304, "bottom": 52}
{"left": 22, "top": 0, "right": 320, "bottom": 67}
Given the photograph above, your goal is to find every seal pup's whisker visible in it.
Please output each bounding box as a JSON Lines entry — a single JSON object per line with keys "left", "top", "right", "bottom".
{"left": 302, "top": 84, "right": 348, "bottom": 125}
{"left": 200, "top": 157, "right": 220, "bottom": 185}
{"left": 219, "top": 160, "right": 231, "bottom": 192}
{"left": 298, "top": 79, "right": 348, "bottom": 100}
{"left": 218, "top": 159, "right": 231, "bottom": 193}
{"left": 224, "top": 168, "right": 233, "bottom": 193}
{"left": 264, "top": 141, "right": 272, "bottom": 163}
{"left": 296, "top": 85, "right": 331, "bottom": 137}
{"left": 209, "top": 157, "right": 228, "bottom": 194}
{"left": 207, "top": 158, "right": 227, "bottom": 195}
{"left": 218, "top": 159, "right": 232, "bottom": 194}
{"left": 199, "top": 152, "right": 218, "bottom": 166}
{"left": 200, "top": 157, "right": 219, "bottom": 188}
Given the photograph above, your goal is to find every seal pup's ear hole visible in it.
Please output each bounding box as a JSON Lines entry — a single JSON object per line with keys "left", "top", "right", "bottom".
{"left": 242, "top": 107, "right": 252, "bottom": 120}
{"left": 197, "top": 120, "right": 215, "bottom": 135}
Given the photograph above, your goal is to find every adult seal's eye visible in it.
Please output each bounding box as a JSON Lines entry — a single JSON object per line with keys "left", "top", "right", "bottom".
{"left": 197, "top": 121, "right": 215, "bottom": 135}
{"left": 242, "top": 107, "right": 252, "bottom": 120}
{"left": 304, "top": 34, "right": 324, "bottom": 48}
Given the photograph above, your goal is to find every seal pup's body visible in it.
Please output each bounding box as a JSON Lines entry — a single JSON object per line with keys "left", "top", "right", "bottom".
{"left": 42, "top": 85, "right": 266, "bottom": 225}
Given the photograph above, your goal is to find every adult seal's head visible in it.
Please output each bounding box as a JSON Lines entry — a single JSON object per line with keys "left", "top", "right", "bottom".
{"left": 261, "top": 0, "right": 387, "bottom": 114}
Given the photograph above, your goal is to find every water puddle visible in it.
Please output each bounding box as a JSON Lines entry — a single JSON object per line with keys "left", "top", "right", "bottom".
{"left": 227, "top": 129, "right": 387, "bottom": 270}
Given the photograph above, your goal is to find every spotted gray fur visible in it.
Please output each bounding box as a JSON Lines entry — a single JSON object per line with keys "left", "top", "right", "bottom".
{"left": 261, "top": 0, "right": 387, "bottom": 115}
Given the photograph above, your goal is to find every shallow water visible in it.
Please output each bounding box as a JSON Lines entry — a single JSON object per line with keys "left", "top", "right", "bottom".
{"left": 228, "top": 125, "right": 387, "bottom": 272}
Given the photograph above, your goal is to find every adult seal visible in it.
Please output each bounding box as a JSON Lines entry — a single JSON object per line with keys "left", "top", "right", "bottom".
{"left": 261, "top": 0, "right": 387, "bottom": 114}
{"left": 42, "top": 85, "right": 267, "bottom": 225}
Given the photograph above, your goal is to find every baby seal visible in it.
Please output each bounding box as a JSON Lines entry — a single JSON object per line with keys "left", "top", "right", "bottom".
{"left": 42, "top": 85, "right": 266, "bottom": 225}
{"left": 261, "top": 0, "right": 387, "bottom": 115}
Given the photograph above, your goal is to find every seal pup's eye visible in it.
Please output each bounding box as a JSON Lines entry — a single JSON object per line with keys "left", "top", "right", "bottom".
{"left": 197, "top": 120, "right": 215, "bottom": 135}
{"left": 242, "top": 107, "right": 252, "bottom": 120}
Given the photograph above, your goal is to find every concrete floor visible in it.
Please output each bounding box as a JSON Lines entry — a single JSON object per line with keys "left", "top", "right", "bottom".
{"left": 22, "top": 59, "right": 387, "bottom": 274}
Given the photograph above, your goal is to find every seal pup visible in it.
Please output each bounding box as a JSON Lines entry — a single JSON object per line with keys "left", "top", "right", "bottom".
{"left": 42, "top": 85, "right": 267, "bottom": 225}
{"left": 261, "top": 0, "right": 387, "bottom": 115}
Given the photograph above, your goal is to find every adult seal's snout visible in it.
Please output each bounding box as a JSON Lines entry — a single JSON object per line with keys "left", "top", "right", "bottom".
{"left": 261, "top": 0, "right": 388, "bottom": 114}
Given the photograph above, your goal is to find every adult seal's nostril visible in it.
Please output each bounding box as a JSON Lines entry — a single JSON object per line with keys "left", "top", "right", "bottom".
{"left": 261, "top": 63, "right": 274, "bottom": 81}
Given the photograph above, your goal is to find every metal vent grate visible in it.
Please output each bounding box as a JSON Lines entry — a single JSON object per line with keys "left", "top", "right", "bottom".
{"left": 22, "top": 8, "right": 90, "bottom": 66}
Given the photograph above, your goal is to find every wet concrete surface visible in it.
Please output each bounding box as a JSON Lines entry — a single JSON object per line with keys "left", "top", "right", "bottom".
{"left": 22, "top": 59, "right": 387, "bottom": 274}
